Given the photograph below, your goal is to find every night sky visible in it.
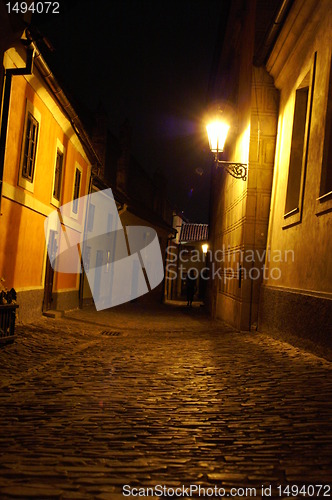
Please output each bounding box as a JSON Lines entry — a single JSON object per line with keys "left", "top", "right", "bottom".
{"left": 32, "top": 0, "right": 226, "bottom": 222}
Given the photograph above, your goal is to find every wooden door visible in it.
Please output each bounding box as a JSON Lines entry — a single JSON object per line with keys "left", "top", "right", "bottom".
{"left": 93, "top": 250, "right": 104, "bottom": 302}
{"left": 43, "top": 230, "right": 57, "bottom": 311}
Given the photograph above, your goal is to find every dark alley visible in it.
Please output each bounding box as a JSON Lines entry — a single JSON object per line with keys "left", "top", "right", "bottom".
{"left": 0, "top": 302, "right": 331, "bottom": 498}
{"left": 1, "top": 0, "right": 332, "bottom": 498}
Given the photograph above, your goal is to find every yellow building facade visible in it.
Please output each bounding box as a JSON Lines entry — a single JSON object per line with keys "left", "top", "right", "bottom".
{"left": 0, "top": 35, "right": 97, "bottom": 321}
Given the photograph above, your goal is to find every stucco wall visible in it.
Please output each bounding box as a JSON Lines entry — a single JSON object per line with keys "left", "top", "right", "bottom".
{"left": 0, "top": 46, "right": 91, "bottom": 319}
{"left": 259, "top": 0, "right": 332, "bottom": 346}
{"left": 264, "top": 0, "right": 332, "bottom": 294}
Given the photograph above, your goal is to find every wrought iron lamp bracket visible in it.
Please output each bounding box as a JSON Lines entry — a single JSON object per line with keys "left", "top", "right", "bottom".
{"left": 215, "top": 158, "right": 247, "bottom": 181}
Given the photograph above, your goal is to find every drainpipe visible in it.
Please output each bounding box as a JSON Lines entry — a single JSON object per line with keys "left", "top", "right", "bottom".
{"left": 118, "top": 203, "right": 128, "bottom": 216}
{"left": 0, "top": 48, "right": 34, "bottom": 213}
{"left": 254, "top": 0, "right": 294, "bottom": 66}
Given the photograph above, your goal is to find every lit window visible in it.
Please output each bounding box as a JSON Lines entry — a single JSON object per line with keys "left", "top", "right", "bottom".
{"left": 106, "top": 250, "right": 111, "bottom": 273}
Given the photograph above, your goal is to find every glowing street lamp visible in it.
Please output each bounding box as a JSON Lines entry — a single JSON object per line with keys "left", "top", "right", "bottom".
{"left": 206, "top": 120, "right": 230, "bottom": 154}
{"left": 202, "top": 243, "right": 209, "bottom": 263}
{"left": 206, "top": 109, "right": 247, "bottom": 181}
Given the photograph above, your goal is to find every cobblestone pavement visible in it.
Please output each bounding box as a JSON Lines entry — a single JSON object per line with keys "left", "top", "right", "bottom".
{"left": 0, "top": 301, "right": 331, "bottom": 499}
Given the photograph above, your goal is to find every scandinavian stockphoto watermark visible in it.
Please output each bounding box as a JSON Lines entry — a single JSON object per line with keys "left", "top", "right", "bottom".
{"left": 166, "top": 245, "right": 295, "bottom": 283}
{"left": 44, "top": 188, "right": 164, "bottom": 311}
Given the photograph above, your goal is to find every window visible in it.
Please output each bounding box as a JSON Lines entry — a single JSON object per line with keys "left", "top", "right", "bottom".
{"left": 83, "top": 246, "right": 91, "bottom": 272}
{"left": 72, "top": 165, "right": 82, "bottom": 215}
{"left": 284, "top": 56, "right": 316, "bottom": 227}
{"left": 53, "top": 151, "right": 63, "bottom": 201}
{"left": 18, "top": 100, "right": 41, "bottom": 193}
{"left": 107, "top": 213, "right": 113, "bottom": 233}
{"left": 51, "top": 140, "right": 65, "bottom": 207}
{"left": 106, "top": 250, "right": 111, "bottom": 273}
{"left": 319, "top": 59, "right": 332, "bottom": 199}
{"left": 284, "top": 86, "right": 309, "bottom": 215}
{"left": 22, "top": 112, "right": 38, "bottom": 181}
{"left": 87, "top": 203, "right": 95, "bottom": 231}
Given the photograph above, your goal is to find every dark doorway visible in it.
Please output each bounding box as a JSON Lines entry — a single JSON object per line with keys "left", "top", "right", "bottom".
{"left": 93, "top": 250, "right": 104, "bottom": 302}
{"left": 43, "top": 230, "right": 57, "bottom": 311}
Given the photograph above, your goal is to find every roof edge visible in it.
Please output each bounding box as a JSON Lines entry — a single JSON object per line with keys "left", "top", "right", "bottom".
{"left": 24, "top": 29, "right": 102, "bottom": 174}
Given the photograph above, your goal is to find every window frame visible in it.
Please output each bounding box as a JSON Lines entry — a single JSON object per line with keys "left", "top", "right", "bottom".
{"left": 316, "top": 50, "right": 332, "bottom": 216}
{"left": 18, "top": 100, "right": 41, "bottom": 193}
{"left": 71, "top": 162, "right": 83, "bottom": 219}
{"left": 51, "top": 139, "right": 66, "bottom": 208}
{"left": 283, "top": 54, "right": 316, "bottom": 229}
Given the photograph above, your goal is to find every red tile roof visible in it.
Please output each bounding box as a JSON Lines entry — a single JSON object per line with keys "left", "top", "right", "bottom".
{"left": 179, "top": 223, "right": 209, "bottom": 242}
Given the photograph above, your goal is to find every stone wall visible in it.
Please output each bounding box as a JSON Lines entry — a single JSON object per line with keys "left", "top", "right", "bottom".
{"left": 16, "top": 289, "right": 44, "bottom": 323}
{"left": 259, "top": 285, "right": 332, "bottom": 350}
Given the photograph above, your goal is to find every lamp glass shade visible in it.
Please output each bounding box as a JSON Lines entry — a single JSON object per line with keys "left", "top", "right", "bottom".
{"left": 206, "top": 120, "right": 230, "bottom": 153}
{"left": 202, "top": 243, "right": 208, "bottom": 254}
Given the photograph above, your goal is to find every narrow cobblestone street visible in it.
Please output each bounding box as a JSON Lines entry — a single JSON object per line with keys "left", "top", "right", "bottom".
{"left": 0, "top": 301, "right": 331, "bottom": 499}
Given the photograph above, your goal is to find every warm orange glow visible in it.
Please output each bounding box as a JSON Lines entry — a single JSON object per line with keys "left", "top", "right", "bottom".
{"left": 206, "top": 120, "right": 230, "bottom": 153}
{"left": 202, "top": 243, "right": 208, "bottom": 254}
